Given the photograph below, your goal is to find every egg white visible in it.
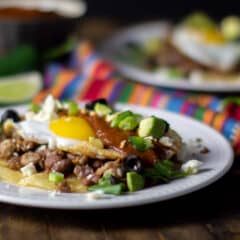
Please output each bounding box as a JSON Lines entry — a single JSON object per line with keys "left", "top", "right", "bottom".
{"left": 171, "top": 27, "right": 240, "bottom": 71}
{"left": 14, "top": 120, "right": 83, "bottom": 149}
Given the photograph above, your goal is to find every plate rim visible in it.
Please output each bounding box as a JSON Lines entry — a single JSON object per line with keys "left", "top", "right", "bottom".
{"left": 0, "top": 103, "right": 234, "bottom": 209}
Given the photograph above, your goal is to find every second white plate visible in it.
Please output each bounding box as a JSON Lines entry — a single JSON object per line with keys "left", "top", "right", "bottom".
{"left": 101, "top": 21, "right": 240, "bottom": 92}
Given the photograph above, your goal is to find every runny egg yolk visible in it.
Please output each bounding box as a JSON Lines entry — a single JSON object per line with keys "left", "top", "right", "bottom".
{"left": 49, "top": 117, "right": 95, "bottom": 141}
{"left": 202, "top": 30, "right": 226, "bottom": 44}
{"left": 193, "top": 29, "right": 226, "bottom": 44}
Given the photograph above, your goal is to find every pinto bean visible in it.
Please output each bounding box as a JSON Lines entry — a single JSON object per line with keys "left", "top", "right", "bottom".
{"left": 51, "top": 159, "right": 73, "bottom": 174}
{"left": 7, "top": 156, "right": 21, "bottom": 170}
{"left": 20, "top": 152, "right": 41, "bottom": 166}
{"left": 0, "top": 139, "right": 15, "bottom": 159}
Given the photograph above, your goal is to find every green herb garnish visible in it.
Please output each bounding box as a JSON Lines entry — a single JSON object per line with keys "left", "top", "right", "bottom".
{"left": 144, "top": 160, "right": 188, "bottom": 182}
{"left": 49, "top": 172, "right": 64, "bottom": 184}
{"left": 118, "top": 115, "right": 140, "bottom": 131}
{"left": 111, "top": 111, "right": 141, "bottom": 130}
{"left": 88, "top": 173, "right": 125, "bottom": 195}
{"left": 29, "top": 103, "right": 41, "bottom": 113}
{"left": 129, "top": 136, "right": 153, "bottom": 151}
{"left": 88, "top": 184, "right": 125, "bottom": 195}
{"left": 63, "top": 100, "right": 79, "bottom": 116}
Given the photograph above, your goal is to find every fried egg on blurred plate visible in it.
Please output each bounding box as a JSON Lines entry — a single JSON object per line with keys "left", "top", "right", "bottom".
{"left": 171, "top": 26, "right": 240, "bottom": 71}
{"left": 14, "top": 116, "right": 95, "bottom": 149}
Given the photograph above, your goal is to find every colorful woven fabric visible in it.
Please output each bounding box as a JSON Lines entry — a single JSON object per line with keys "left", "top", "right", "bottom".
{"left": 36, "top": 41, "right": 240, "bottom": 155}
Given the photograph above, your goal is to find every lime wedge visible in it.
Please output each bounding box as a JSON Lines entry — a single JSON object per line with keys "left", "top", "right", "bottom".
{"left": 0, "top": 72, "right": 42, "bottom": 104}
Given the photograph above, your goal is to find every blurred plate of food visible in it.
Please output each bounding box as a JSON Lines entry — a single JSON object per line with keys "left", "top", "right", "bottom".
{"left": 101, "top": 13, "right": 240, "bottom": 92}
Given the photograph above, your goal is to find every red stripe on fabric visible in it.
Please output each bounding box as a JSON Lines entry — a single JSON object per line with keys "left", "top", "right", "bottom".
{"left": 181, "top": 102, "right": 191, "bottom": 114}
{"left": 82, "top": 79, "right": 105, "bottom": 100}
{"left": 91, "top": 61, "right": 114, "bottom": 80}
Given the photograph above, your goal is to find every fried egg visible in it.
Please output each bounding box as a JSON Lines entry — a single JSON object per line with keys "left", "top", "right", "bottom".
{"left": 171, "top": 26, "right": 240, "bottom": 71}
{"left": 14, "top": 116, "right": 95, "bottom": 149}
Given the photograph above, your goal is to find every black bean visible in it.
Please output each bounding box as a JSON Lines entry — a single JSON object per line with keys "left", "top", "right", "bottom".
{"left": 121, "top": 155, "right": 144, "bottom": 174}
{"left": 85, "top": 98, "right": 108, "bottom": 110}
{"left": 1, "top": 109, "right": 20, "bottom": 124}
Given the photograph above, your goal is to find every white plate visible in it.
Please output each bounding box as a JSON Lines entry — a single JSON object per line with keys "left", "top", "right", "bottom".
{"left": 0, "top": 104, "right": 233, "bottom": 209}
{"left": 101, "top": 21, "right": 240, "bottom": 92}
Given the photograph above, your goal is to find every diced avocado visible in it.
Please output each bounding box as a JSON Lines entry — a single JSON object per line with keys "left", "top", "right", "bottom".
{"left": 118, "top": 116, "right": 139, "bottom": 131}
{"left": 138, "top": 117, "right": 169, "bottom": 138}
{"left": 94, "top": 103, "right": 112, "bottom": 116}
{"left": 168, "top": 68, "right": 184, "bottom": 79}
{"left": 110, "top": 111, "right": 133, "bottom": 128}
{"left": 126, "top": 172, "right": 145, "bottom": 192}
{"left": 144, "top": 38, "right": 163, "bottom": 56}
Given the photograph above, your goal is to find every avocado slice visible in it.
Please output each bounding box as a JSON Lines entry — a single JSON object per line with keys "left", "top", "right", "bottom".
{"left": 126, "top": 172, "right": 145, "bottom": 192}
{"left": 138, "top": 117, "right": 169, "bottom": 138}
{"left": 94, "top": 103, "right": 112, "bottom": 116}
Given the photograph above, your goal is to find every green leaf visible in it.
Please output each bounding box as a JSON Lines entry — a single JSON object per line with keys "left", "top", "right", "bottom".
{"left": 144, "top": 160, "right": 188, "bottom": 182}
{"left": 88, "top": 184, "right": 124, "bottom": 195}
{"left": 88, "top": 174, "right": 125, "bottom": 195}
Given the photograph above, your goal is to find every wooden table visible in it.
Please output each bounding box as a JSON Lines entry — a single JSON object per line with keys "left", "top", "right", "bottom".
{"left": 1, "top": 18, "right": 240, "bottom": 240}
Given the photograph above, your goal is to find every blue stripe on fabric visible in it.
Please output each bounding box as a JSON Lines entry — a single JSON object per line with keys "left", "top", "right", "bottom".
{"left": 209, "top": 98, "right": 222, "bottom": 112}
{"left": 44, "top": 63, "right": 62, "bottom": 88}
{"left": 166, "top": 97, "right": 185, "bottom": 112}
{"left": 60, "top": 75, "right": 84, "bottom": 100}
{"left": 222, "top": 119, "right": 238, "bottom": 140}
{"left": 108, "top": 81, "right": 125, "bottom": 103}
{"left": 186, "top": 104, "right": 197, "bottom": 117}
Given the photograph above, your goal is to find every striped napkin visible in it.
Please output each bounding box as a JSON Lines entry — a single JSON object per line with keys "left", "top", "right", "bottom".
{"left": 35, "top": 41, "right": 240, "bottom": 155}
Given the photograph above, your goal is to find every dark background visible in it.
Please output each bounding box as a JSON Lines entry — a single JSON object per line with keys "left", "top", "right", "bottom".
{"left": 85, "top": 0, "right": 240, "bottom": 21}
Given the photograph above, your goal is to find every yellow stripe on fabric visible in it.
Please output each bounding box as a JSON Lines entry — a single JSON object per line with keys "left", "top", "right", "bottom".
{"left": 128, "top": 84, "right": 144, "bottom": 105}
{"left": 34, "top": 90, "right": 50, "bottom": 104}
{"left": 212, "top": 114, "right": 228, "bottom": 132}
{"left": 233, "top": 127, "right": 240, "bottom": 145}
{"left": 203, "top": 109, "right": 215, "bottom": 125}
{"left": 138, "top": 87, "right": 154, "bottom": 106}
{"left": 195, "top": 96, "right": 212, "bottom": 108}
{"left": 51, "top": 70, "right": 76, "bottom": 97}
